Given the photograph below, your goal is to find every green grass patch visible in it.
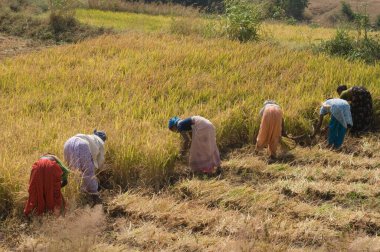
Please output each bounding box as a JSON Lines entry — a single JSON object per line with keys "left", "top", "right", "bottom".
{"left": 75, "top": 8, "right": 172, "bottom": 32}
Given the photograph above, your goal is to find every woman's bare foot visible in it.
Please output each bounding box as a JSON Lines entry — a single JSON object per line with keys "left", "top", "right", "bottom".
{"left": 215, "top": 166, "right": 222, "bottom": 176}
{"left": 268, "top": 155, "right": 277, "bottom": 164}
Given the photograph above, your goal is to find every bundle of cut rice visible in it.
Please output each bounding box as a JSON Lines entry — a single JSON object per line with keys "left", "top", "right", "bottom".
{"left": 280, "top": 137, "right": 296, "bottom": 153}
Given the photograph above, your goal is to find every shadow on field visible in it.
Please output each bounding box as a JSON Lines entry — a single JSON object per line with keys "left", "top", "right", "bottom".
{"left": 0, "top": 179, "right": 13, "bottom": 221}
{"left": 373, "top": 97, "right": 380, "bottom": 130}
{"left": 274, "top": 153, "right": 296, "bottom": 164}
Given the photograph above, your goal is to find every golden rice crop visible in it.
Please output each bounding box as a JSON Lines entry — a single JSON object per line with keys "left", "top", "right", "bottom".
{"left": 0, "top": 30, "right": 379, "bottom": 214}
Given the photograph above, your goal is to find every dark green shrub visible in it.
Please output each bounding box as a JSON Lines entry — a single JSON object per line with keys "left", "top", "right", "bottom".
{"left": 9, "top": 2, "right": 21, "bottom": 12}
{"left": 353, "top": 13, "right": 370, "bottom": 41}
{"left": 271, "top": 5, "right": 286, "bottom": 19}
{"left": 49, "top": 13, "right": 77, "bottom": 33}
{"left": 265, "top": 0, "right": 308, "bottom": 20}
{"left": 224, "top": 0, "right": 262, "bottom": 42}
{"left": 0, "top": 11, "right": 42, "bottom": 37}
{"left": 349, "top": 36, "right": 380, "bottom": 63}
{"left": 317, "top": 29, "right": 380, "bottom": 64}
{"left": 341, "top": 1, "right": 355, "bottom": 21}
{"left": 0, "top": 11, "right": 108, "bottom": 43}
{"left": 144, "top": 0, "right": 224, "bottom": 13}
{"left": 273, "top": 0, "right": 309, "bottom": 20}
{"left": 319, "top": 30, "right": 354, "bottom": 57}
{"left": 8, "top": 0, "right": 31, "bottom": 12}
{"left": 376, "top": 15, "right": 380, "bottom": 30}
{"left": 286, "top": 17, "right": 297, "bottom": 25}
{"left": 35, "top": 0, "right": 49, "bottom": 12}
{"left": 3, "top": 0, "right": 50, "bottom": 14}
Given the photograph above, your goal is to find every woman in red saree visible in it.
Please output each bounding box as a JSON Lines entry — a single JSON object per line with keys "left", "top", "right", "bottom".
{"left": 24, "top": 155, "right": 68, "bottom": 217}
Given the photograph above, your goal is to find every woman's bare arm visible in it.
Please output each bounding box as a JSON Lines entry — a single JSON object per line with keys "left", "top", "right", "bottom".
{"left": 312, "top": 115, "right": 324, "bottom": 136}
{"left": 281, "top": 118, "right": 288, "bottom": 137}
{"left": 180, "top": 132, "right": 191, "bottom": 155}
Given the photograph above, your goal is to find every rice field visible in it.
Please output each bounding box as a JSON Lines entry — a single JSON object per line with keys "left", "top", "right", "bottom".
{"left": 1, "top": 29, "right": 379, "bottom": 198}
{"left": 0, "top": 7, "right": 380, "bottom": 251}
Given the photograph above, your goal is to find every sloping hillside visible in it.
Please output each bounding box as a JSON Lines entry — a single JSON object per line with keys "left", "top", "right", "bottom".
{"left": 307, "top": 0, "right": 380, "bottom": 25}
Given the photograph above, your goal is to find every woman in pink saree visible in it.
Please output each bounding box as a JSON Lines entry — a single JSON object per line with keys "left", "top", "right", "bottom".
{"left": 169, "top": 116, "right": 221, "bottom": 175}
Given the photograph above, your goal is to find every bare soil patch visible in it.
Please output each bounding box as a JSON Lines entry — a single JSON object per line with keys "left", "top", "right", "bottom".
{"left": 0, "top": 33, "right": 49, "bottom": 60}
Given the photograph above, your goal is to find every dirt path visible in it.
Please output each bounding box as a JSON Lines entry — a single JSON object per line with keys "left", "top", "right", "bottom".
{"left": 0, "top": 33, "right": 48, "bottom": 60}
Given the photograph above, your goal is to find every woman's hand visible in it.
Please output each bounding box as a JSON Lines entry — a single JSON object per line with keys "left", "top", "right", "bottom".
{"left": 321, "top": 126, "right": 329, "bottom": 134}
{"left": 311, "top": 128, "right": 319, "bottom": 137}
{"left": 312, "top": 115, "right": 324, "bottom": 137}
{"left": 281, "top": 118, "right": 288, "bottom": 137}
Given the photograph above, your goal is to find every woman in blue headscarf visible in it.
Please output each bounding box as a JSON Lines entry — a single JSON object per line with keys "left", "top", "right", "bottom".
{"left": 169, "top": 116, "right": 221, "bottom": 175}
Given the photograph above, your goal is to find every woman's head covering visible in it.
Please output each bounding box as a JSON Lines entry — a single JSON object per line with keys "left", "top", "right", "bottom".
{"left": 337, "top": 85, "right": 348, "bottom": 94}
{"left": 94, "top": 129, "right": 107, "bottom": 142}
{"left": 322, "top": 101, "right": 331, "bottom": 108}
{"left": 168, "top": 116, "right": 180, "bottom": 129}
{"left": 321, "top": 99, "right": 333, "bottom": 113}
{"left": 263, "top": 100, "right": 278, "bottom": 106}
{"left": 259, "top": 100, "right": 280, "bottom": 117}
